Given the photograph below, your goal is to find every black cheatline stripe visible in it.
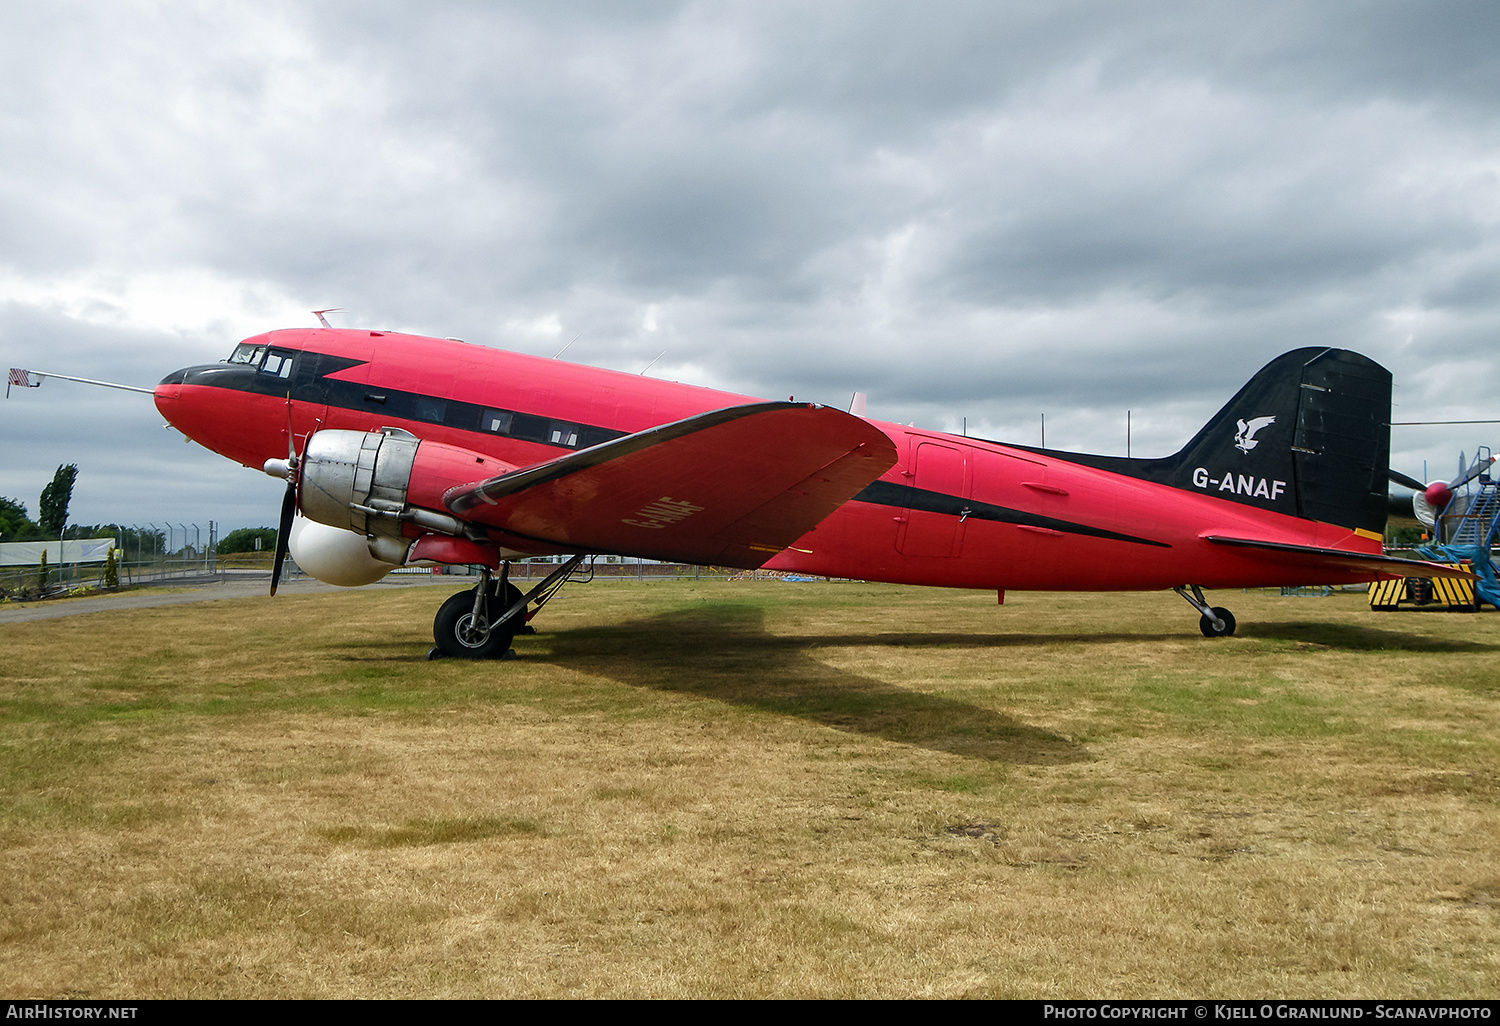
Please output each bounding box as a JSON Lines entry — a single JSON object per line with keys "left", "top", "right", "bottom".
{"left": 852, "top": 481, "right": 1170, "bottom": 548}
{"left": 183, "top": 355, "right": 628, "bottom": 452}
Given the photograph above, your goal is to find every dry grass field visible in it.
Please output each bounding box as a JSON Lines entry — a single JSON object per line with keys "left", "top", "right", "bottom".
{"left": 0, "top": 580, "right": 1496, "bottom": 998}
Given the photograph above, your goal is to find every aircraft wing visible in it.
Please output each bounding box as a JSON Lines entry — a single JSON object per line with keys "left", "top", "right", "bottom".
{"left": 445, "top": 402, "right": 898, "bottom": 568}
{"left": 1204, "top": 536, "right": 1479, "bottom": 580}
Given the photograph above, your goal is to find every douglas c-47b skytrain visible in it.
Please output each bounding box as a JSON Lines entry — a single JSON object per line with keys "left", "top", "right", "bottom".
{"left": 16, "top": 320, "right": 1474, "bottom": 657}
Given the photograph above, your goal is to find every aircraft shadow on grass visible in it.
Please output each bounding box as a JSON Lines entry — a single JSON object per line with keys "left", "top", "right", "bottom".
{"left": 540, "top": 605, "right": 1088, "bottom": 766}
{"left": 1237, "top": 621, "right": 1499, "bottom": 652}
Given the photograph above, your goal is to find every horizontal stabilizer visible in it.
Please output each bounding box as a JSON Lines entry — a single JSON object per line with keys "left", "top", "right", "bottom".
{"left": 446, "top": 402, "right": 898, "bottom": 568}
{"left": 1204, "top": 535, "right": 1478, "bottom": 580}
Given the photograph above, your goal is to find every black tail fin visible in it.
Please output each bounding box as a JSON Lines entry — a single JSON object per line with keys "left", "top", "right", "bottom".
{"left": 1030, "top": 348, "right": 1392, "bottom": 533}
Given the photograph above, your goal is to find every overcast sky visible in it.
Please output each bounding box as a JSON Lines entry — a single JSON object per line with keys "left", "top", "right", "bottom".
{"left": 3, "top": 1, "right": 1498, "bottom": 535}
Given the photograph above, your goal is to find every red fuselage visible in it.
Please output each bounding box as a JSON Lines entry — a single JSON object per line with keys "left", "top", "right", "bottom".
{"left": 155, "top": 328, "right": 1384, "bottom": 591}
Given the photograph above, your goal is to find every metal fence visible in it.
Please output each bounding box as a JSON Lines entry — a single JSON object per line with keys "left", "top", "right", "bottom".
{"left": 114, "top": 522, "right": 221, "bottom": 585}
{"left": 0, "top": 522, "right": 221, "bottom": 598}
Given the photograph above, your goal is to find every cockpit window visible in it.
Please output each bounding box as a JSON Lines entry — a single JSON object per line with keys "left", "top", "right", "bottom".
{"left": 260, "top": 348, "right": 296, "bottom": 379}
{"left": 228, "top": 343, "right": 265, "bottom": 365}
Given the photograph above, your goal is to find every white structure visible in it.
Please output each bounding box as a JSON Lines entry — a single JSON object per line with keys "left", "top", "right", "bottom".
{"left": 0, "top": 538, "right": 115, "bottom": 566}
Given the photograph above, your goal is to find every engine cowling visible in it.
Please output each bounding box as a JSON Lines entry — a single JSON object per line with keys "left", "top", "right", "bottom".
{"left": 290, "top": 428, "right": 514, "bottom": 566}
{"left": 1412, "top": 489, "right": 1440, "bottom": 529}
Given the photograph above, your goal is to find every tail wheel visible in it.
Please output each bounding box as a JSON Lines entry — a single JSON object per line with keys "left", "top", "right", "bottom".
{"left": 433, "top": 581, "right": 526, "bottom": 659}
{"left": 1199, "top": 606, "right": 1236, "bottom": 638}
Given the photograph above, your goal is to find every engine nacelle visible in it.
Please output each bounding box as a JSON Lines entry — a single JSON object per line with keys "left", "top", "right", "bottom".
{"left": 287, "top": 516, "right": 400, "bottom": 586}
{"left": 290, "top": 428, "right": 513, "bottom": 566}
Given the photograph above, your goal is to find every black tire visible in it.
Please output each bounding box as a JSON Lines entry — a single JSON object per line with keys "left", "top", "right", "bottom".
{"left": 432, "top": 582, "right": 526, "bottom": 659}
{"left": 1198, "top": 606, "right": 1236, "bottom": 638}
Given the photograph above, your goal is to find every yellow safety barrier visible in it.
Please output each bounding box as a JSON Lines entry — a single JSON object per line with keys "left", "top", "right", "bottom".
{"left": 1369, "top": 564, "right": 1476, "bottom": 611}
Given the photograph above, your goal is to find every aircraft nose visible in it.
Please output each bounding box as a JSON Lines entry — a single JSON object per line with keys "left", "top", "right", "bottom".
{"left": 155, "top": 363, "right": 249, "bottom": 422}
{"left": 155, "top": 367, "right": 186, "bottom": 401}
{"left": 154, "top": 369, "right": 187, "bottom": 426}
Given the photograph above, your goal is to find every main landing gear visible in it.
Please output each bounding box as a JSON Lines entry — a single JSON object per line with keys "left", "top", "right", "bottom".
{"left": 429, "top": 555, "right": 587, "bottom": 660}
{"left": 433, "top": 572, "right": 525, "bottom": 660}
{"left": 1173, "top": 584, "right": 1236, "bottom": 638}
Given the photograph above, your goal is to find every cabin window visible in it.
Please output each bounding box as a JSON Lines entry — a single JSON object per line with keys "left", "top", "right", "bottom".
{"left": 480, "top": 409, "right": 514, "bottom": 435}
{"left": 578, "top": 426, "right": 623, "bottom": 448}
{"left": 260, "top": 349, "right": 296, "bottom": 379}
{"left": 415, "top": 397, "right": 446, "bottom": 423}
{"left": 548, "top": 422, "right": 580, "bottom": 447}
{"left": 505, "top": 412, "right": 550, "bottom": 443}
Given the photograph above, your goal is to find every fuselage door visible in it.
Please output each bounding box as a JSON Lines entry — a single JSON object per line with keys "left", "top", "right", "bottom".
{"left": 898, "top": 441, "right": 968, "bottom": 557}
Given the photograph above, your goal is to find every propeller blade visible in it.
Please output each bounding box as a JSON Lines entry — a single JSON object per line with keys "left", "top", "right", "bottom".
{"left": 270, "top": 480, "right": 295, "bottom": 597}
{"left": 286, "top": 393, "right": 297, "bottom": 461}
{"left": 1388, "top": 468, "right": 1425, "bottom": 492}
{"left": 1449, "top": 454, "right": 1496, "bottom": 491}
{"left": 270, "top": 394, "right": 310, "bottom": 596}
{"left": 270, "top": 478, "right": 296, "bottom": 596}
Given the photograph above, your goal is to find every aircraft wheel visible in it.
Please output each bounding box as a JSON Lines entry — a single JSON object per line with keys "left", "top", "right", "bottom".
{"left": 1198, "top": 606, "right": 1236, "bottom": 638}
{"left": 433, "top": 583, "right": 523, "bottom": 659}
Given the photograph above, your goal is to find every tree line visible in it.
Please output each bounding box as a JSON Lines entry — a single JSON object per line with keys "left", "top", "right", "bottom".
{"left": 0, "top": 464, "right": 78, "bottom": 542}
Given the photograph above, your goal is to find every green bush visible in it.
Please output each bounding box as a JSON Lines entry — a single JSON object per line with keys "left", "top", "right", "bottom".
{"left": 217, "top": 527, "right": 279, "bottom": 555}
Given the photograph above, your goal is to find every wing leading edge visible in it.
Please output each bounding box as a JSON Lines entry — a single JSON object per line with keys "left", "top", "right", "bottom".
{"left": 445, "top": 402, "right": 898, "bottom": 568}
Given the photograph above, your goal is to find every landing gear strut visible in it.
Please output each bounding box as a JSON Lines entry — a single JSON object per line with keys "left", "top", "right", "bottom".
{"left": 429, "top": 555, "right": 588, "bottom": 660}
{"left": 1173, "top": 584, "right": 1236, "bottom": 638}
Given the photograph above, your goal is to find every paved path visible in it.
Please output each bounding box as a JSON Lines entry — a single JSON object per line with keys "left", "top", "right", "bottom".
{"left": 0, "top": 574, "right": 462, "bottom": 625}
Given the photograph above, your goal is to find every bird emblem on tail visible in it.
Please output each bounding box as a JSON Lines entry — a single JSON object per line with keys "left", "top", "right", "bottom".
{"left": 1234, "top": 415, "right": 1276, "bottom": 454}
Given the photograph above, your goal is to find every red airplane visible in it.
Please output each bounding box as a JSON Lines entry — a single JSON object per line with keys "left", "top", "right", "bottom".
{"left": 134, "top": 323, "right": 1475, "bottom": 658}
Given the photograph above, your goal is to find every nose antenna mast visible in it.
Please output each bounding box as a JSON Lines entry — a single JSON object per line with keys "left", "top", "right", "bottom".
{"left": 7, "top": 367, "right": 153, "bottom": 399}
{"left": 312, "top": 309, "right": 342, "bottom": 329}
